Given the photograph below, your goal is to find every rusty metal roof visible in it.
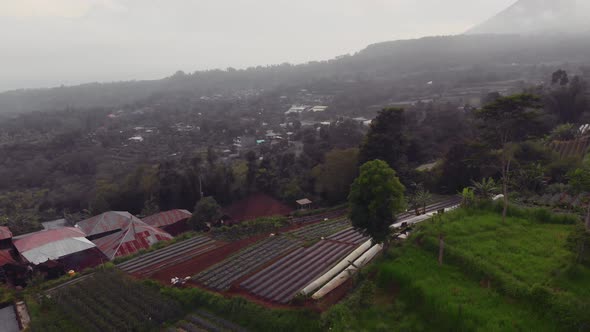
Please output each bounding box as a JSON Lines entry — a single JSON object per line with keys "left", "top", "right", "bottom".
{"left": 0, "top": 226, "right": 12, "bottom": 241}
{"left": 13, "top": 228, "right": 96, "bottom": 265}
{"left": 142, "top": 209, "right": 192, "bottom": 228}
{"left": 92, "top": 219, "right": 173, "bottom": 260}
{"left": 76, "top": 211, "right": 142, "bottom": 237}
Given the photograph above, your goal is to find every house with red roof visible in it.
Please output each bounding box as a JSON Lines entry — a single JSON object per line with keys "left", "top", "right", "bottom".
{"left": 92, "top": 218, "right": 173, "bottom": 260}
{"left": 13, "top": 228, "right": 106, "bottom": 272}
{"left": 142, "top": 209, "right": 192, "bottom": 236}
{"left": 76, "top": 211, "right": 143, "bottom": 240}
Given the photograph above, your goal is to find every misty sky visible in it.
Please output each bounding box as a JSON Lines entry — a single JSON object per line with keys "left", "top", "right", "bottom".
{"left": 0, "top": 0, "right": 515, "bottom": 91}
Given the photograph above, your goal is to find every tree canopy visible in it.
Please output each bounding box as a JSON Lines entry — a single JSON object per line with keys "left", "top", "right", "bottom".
{"left": 359, "top": 108, "right": 409, "bottom": 179}
{"left": 348, "top": 160, "right": 405, "bottom": 244}
{"left": 190, "top": 196, "right": 222, "bottom": 230}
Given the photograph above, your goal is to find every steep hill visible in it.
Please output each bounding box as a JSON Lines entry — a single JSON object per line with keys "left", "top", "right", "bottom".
{"left": 467, "top": 0, "right": 590, "bottom": 35}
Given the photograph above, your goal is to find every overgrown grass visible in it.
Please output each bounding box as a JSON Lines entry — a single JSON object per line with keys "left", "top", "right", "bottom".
{"left": 377, "top": 246, "right": 558, "bottom": 332}
{"left": 413, "top": 204, "right": 590, "bottom": 330}
{"left": 419, "top": 209, "right": 575, "bottom": 285}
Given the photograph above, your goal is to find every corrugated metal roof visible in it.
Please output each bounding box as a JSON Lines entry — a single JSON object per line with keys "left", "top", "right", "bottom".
{"left": 0, "top": 249, "right": 16, "bottom": 267}
{"left": 13, "top": 228, "right": 87, "bottom": 253}
{"left": 142, "top": 209, "right": 192, "bottom": 228}
{"left": 76, "top": 211, "right": 142, "bottom": 237}
{"left": 92, "top": 219, "right": 172, "bottom": 260}
{"left": 0, "top": 226, "right": 12, "bottom": 240}
{"left": 13, "top": 228, "right": 96, "bottom": 265}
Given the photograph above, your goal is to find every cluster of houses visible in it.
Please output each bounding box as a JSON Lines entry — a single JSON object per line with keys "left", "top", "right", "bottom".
{"left": 0, "top": 210, "right": 192, "bottom": 287}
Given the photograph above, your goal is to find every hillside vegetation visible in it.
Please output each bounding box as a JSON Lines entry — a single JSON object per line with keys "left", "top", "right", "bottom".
{"left": 325, "top": 204, "right": 590, "bottom": 331}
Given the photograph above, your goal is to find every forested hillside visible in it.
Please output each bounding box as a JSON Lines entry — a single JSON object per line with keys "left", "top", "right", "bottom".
{"left": 2, "top": 34, "right": 590, "bottom": 115}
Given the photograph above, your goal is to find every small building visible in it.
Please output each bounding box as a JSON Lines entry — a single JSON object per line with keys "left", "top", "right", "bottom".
{"left": 142, "top": 210, "right": 192, "bottom": 236}
{"left": 76, "top": 211, "right": 142, "bottom": 240}
{"left": 310, "top": 106, "right": 328, "bottom": 113}
{"left": 13, "top": 228, "right": 106, "bottom": 273}
{"left": 285, "top": 105, "right": 309, "bottom": 115}
{"left": 92, "top": 219, "right": 173, "bottom": 260}
{"left": 296, "top": 198, "right": 313, "bottom": 210}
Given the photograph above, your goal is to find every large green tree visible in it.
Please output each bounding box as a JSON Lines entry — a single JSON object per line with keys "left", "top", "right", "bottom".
{"left": 476, "top": 94, "right": 542, "bottom": 222}
{"left": 348, "top": 160, "right": 405, "bottom": 245}
{"left": 312, "top": 148, "right": 360, "bottom": 204}
{"left": 359, "top": 108, "right": 409, "bottom": 179}
{"left": 190, "top": 196, "right": 222, "bottom": 230}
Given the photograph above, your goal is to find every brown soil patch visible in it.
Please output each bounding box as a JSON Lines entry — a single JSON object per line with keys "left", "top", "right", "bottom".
{"left": 223, "top": 193, "right": 293, "bottom": 223}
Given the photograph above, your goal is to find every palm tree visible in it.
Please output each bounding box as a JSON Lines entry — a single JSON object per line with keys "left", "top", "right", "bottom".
{"left": 471, "top": 177, "right": 499, "bottom": 200}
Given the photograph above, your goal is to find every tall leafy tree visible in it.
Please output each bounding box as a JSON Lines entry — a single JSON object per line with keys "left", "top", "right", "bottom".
{"left": 546, "top": 70, "right": 588, "bottom": 124}
{"left": 476, "top": 93, "right": 542, "bottom": 222}
{"left": 190, "top": 196, "right": 221, "bottom": 230}
{"left": 359, "top": 108, "right": 409, "bottom": 179}
{"left": 312, "top": 148, "right": 360, "bottom": 204}
{"left": 348, "top": 160, "right": 405, "bottom": 246}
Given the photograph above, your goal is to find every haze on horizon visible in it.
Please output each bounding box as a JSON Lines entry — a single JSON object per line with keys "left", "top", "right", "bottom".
{"left": 0, "top": 0, "right": 515, "bottom": 92}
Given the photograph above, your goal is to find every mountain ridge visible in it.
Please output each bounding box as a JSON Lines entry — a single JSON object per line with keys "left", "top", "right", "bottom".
{"left": 467, "top": 0, "right": 590, "bottom": 35}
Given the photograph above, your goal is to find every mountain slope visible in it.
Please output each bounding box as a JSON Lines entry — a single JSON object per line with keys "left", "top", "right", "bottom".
{"left": 2, "top": 34, "right": 590, "bottom": 115}
{"left": 467, "top": 0, "right": 590, "bottom": 35}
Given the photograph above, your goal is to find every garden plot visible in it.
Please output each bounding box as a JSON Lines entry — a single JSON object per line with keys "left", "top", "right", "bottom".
{"left": 172, "top": 309, "right": 247, "bottom": 332}
{"left": 194, "top": 236, "right": 300, "bottom": 291}
{"left": 326, "top": 227, "right": 369, "bottom": 245}
{"left": 49, "top": 271, "right": 182, "bottom": 331}
{"left": 241, "top": 240, "right": 356, "bottom": 304}
{"left": 291, "top": 209, "right": 348, "bottom": 224}
{"left": 118, "top": 235, "right": 220, "bottom": 277}
{"left": 289, "top": 218, "right": 351, "bottom": 241}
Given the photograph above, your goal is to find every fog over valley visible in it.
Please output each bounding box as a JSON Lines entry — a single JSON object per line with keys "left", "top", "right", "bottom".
{"left": 0, "top": 0, "right": 515, "bottom": 91}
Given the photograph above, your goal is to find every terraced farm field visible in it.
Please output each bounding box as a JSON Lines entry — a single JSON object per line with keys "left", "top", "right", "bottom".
{"left": 194, "top": 236, "right": 300, "bottom": 291}
{"left": 326, "top": 227, "right": 368, "bottom": 245}
{"left": 118, "top": 235, "right": 221, "bottom": 277}
{"left": 170, "top": 310, "right": 247, "bottom": 332}
{"left": 291, "top": 209, "right": 348, "bottom": 224}
{"left": 288, "top": 218, "right": 350, "bottom": 241}
{"left": 241, "top": 240, "right": 356, "bottom": 303}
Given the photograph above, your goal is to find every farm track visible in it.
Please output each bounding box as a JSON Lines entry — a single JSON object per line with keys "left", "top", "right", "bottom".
{"left": 117, "top": 235, "right": 221, "bottom": 277}
{"left": 241, "top": 240, "right": 355, "bottom": 304}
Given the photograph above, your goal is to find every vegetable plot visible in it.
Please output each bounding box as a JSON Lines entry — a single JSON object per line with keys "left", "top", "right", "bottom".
{"left": 194, "top": 236, "right": 300, "bottom": 291}
{"left": 51, "top": 271, "right": 182, "bottom": 332}
{"left": 240, "top": 240, "right": 355, "bottom": 304}
{"left": 289, "top": 218, "right": 351, "bottom": 241}
{"left": 118, "top": 235, "right": 220, "bottom": 277}
{"left": 173, "top": 310, "right": 248, "bottom": 332}
{"left": 326, "top": 227, "right": 369, "bottom": 245}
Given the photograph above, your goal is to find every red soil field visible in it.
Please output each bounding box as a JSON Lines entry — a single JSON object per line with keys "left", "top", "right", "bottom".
{"left": 223, "top": 193, "right": 293, "bottom": 223}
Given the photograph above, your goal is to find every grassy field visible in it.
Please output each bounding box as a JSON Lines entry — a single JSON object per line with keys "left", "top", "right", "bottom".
{"left": 325, "top": 204, "right": 589, "bottom": 331}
